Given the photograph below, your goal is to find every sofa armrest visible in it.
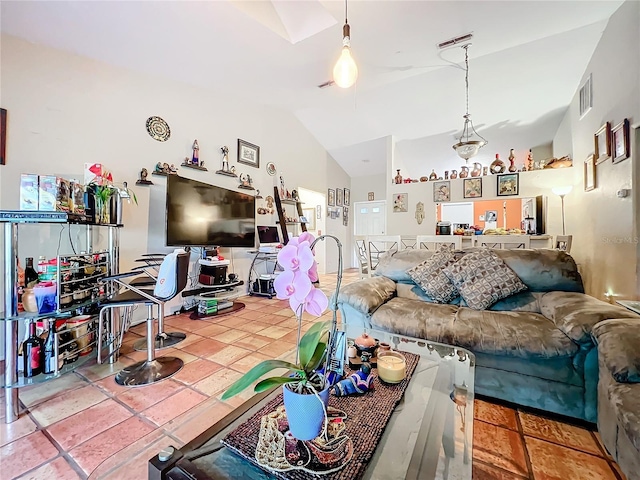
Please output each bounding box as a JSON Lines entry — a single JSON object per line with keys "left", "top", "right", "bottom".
{"left": 540, "top": 292, "right": 638, "bottom": 345}
{"left": 593, "top": 318, "right": 640, "bottom": 383}
{"left": 336, "top": 276, "right": 397, "bottom": 316}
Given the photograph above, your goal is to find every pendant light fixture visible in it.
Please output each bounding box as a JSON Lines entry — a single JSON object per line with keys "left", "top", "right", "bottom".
{"left": 333, "top": 0, "right": 358, "bottom": 88}
{"left": 452, "top": 44, "right": 487, "bottom": 160}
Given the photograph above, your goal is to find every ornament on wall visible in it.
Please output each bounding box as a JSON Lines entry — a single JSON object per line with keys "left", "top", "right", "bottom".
{"left": 152, "top": 162, "right": 178, "bottom": 176}
{"left": 216, "top": 145, "right": 237, "bottom": 177}
{"left": 136, "top": 168, "right": 153, "bottom": 185}
{"left": 415, "top": 202, "right": 425, "bottom": 224}
{"left": 238, "top": 173, "right": 255, "bottom": 190}
{"left": 181, "top": 139, "right": 207, "bottom": 171}
{"left": 367, "top": 192, "right": 374, "bottom": 201}
{"left": 266, "top": 162, "right": 277, "bottom": 176}
{"left": 145, "top": 116, "right": 170, "bottom": 142}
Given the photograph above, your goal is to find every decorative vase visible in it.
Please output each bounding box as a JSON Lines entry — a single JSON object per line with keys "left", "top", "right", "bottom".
{"left": 429, "top": 169, "right": 438, "bottom": 181}
{"left": 22, "top": 288, "right": 38, "bottom": 313}
{"left": 394, "top": 169, "right": 403, "bottom": 185}
{"left": 527, "top": 149, "right": 534, "bottom": 171}
{"left": 490, "top": 154, "right": 506, "bottom": 174}
{"left": 282, "top": 384, "right": 330, "bottom": 440}
{"left": 471, "top": 162, "right": 482, "bottom": 177}
{"left": 483, "top": 166, "right": 488, "bottom": 176}
{"left": 450, "top": 169, "right": 458, "bottom": 179}
{"left": 508, "top": 149, "right": 517, "bottom": 172}
{"left": 95, "top": 197, "right": 111, "bottom": 224}
{"left": 459, "top": 166, "right": 469, "bottom": 178}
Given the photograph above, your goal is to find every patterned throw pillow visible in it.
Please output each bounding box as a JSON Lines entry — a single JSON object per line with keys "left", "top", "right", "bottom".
{"left": 442, "top": 249, "right": 527, "bottom": 310}
{"left": 406, "top": 245, "right": 459, "bottom": 303}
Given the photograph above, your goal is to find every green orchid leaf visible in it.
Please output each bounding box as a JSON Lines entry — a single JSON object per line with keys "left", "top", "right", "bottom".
{"left": 305, "top": 341, "right": 327, "bottom": 372}
{"left": 298, "top": 320, "right": 330, "bottom": 368}
{"left": 221, "top": 359, "right": 301, "bottom": 400}
{"left": 254, "top": 376, "right": 298, "bottom": 393}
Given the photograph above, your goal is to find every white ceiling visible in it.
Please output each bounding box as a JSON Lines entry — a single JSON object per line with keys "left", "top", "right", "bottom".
{"left": 0, "top": 1, "right": 624, "bottom": 177}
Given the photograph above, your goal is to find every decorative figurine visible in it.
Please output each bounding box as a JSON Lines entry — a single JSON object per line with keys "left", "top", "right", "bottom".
{"left": 331, "top": 356, "right": 374, "bottom": 397}
{"left": 490, "top": 154, "right": 506, "bottom": 174}
{"left": 483, "top": 166, "right": 488, "bottom": 176}
{"left": 239, "top": 173, "right": 254, "bottom": 190}
{"left": 216, "top": 146, "right": 236, "bottom": 177}
{"left": 415, "top": 202, "right": 425, "bottom": 225}
{"left": 256, "top": 189, "right": 262, "bottom": 199}
{"left": 450, "top": 169, "right": 458, "bottom": 179}
{"left": 394, "top": 169, "right": 403, "bottom": 185}
{"left": 471, "top": 162, "right": 482, "bottom": 177}
{"left": 419, "top": 176, "right": 428, "bottom": 182}
{"left": 280, "top": 176, "right": 286, "bottom": 198}
{"left": 444, "top": 171, "right": 449, "bottom": 180}
{"left": 459, "top": 166, "right": 469, "bottom": 178}
{"left": 508, "top": 149, "right": 517, "bottom": 172}
{"left": 265, "top": 195, "right": 275, "bottom": 214}
{"left": 429, "top": 169, "right": 437, "bottom": 181}
{"left": 169, "top": 164, "right": 178, "bottom": 174}
{"left": 192, "top": 140, "right": 200, "bottom": 165}
{"left": 136, "top": 167, "right": 153, "bottom": 185}
{"left": 286, "top": 189, "right": 292, "bottom": 199}
{"left": 527, "top": 149, "right": 534, "bottom": 171}
{"left": 291, "top": 190, "right": 299, "bottom": 201}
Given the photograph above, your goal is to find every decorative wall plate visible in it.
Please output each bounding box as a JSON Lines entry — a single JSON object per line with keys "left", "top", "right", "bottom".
{"left": 146, "top": 116, "right": 170, "bottom": 142}
{"left": 266, "top": 162, "right": 276, "bottom": 176}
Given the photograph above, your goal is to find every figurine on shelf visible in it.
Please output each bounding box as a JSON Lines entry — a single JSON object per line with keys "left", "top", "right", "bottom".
{"left": 527, "top": 149, "right": 534, "bottom": 171}
{"left": 429, "top": 169, "right": 437, "bottom": 181}
{"left": 286, "top": 189, "right": 292, "bottom": 199}
{"left": 450, "top": 169, "right": 458, "bottom": 179}
{"left": 169, "top": 164, "right": 178, "bottom": 174}
{"left": 265, "top": 195, "right": 275, "bottom": 214}
{"left": 471, "top": 162, "right": 482, "bottom": 177}
{"left": 256, "top": 189, "right": 262, "bottom": 199}
{"left": 239, "top": 173, "right": 254, "bottom": 190}
{"left": 136, "top": 168, "right": 153, "bottom": 185}
{"left": 394, "top": 169, "right": 403, "bottom": 185}
{"left": 192, "top": 140, "right": 200, "bottom": 165}
{"left": 221, "top": 146, "right": 230, "bottom": 172}
{"left": 483, "top": 166, "right": 488, "bottom": 176}
{"left": 419, "top": 176, "right": 428, "bottom": 182}
{"left": 280, "top": 176, "right": 286, "bottom": 198}
{"left": 459, "top": 166, "right": 469, "bottom": 178}
{"left": 331, "top": 356, "right": 374, "bottom": 396}
{"left": 444, "top": 171, "right": 449, "bottom": 180}
{"left": 508, "top": 149, "right": 517, "bottom": 172}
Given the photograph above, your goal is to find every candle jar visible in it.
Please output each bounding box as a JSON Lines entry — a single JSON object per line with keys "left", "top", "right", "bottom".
{"left": 377, "top": 350, "right": 407, "bottom": 384}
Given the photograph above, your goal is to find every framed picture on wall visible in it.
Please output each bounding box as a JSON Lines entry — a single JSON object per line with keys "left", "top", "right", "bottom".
{"left": 344, "top": 188, "right": 350, "bottom": 205}
{"left": 584, "top": 154, "right": 596, "bottom": 191}
{"left": 433, "top": 181, "right": 451, "bottom": 202}
{"left": 368, "top": 192, "right": 374, "bottom": 201}
{"left": 343, "top": 207, "right": 349, "bottom": 226}
{"left": 497, "top": 173, "right": 519, "bottom": 196}
{"left": 594, "top": 122, "right": 611, "bottom": 164}
{"left": 237, "top": 139, "right": 260, "bottom": 168}
{"left": 328, "top": 188, "right": 335, "bottom": 206}
{"left": 336, "top": 188, "right": 344, "bottom": 206}
{"left": 316, "top": 204, "right": 321, "bottom": 219}
{"left": 393, "top": 193, "right": 408, "bottom": 212}
{"left": 612, "top": 119, "right": 630, "bottom": 164}
{"left": 463, "top": 178, "right": 482, "bottom": 198}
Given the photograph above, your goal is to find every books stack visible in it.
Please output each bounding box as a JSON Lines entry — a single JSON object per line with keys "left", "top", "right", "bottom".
{"left": 198, "top": 298, "right": 233, "bottom": 315}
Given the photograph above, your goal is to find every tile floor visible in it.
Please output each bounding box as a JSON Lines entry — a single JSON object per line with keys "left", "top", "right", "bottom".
{"left": 0, "top": 269, "right": 628, "bottom": 480}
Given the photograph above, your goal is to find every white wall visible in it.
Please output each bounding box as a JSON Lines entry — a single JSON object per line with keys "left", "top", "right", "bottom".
{"left": 351, "top": 174, "right": 387, "bottom": 204}
{"left": 0, "top": 34, "right": 351, "bottom": 305}
{"left": 325, "top": 154, "right": 352, "bottom": 274}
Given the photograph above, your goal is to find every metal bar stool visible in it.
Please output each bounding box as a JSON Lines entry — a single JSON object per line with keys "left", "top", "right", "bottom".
{"left": 97, "top": 251, "right": 189, "bottom": 386}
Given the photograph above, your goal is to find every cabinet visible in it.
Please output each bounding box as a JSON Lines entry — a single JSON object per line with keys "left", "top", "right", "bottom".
{"left": 1, "top": 210, "right": 121, "bottom": 424}
{"left": 247, "top": 251, "right": 279, "bottom": 298}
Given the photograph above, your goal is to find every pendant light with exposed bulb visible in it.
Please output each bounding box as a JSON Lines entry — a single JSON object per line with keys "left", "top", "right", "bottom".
{"left": 333, "top": 0, "right": 358, "bottom": 88}
{"left": 452, "top": 44, "right": 487, "bottom": 160}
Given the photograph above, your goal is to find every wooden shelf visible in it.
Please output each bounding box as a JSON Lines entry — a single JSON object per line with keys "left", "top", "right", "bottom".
{"left": 181, "top": 162, "right": 208, "bottom": 171}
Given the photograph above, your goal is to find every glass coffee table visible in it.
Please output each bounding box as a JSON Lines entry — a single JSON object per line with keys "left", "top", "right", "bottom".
{"left": 150, "top": 329, "right": 475, "bottom": 480}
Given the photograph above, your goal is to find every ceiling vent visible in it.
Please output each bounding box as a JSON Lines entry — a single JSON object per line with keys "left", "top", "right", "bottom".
{"left": 437, "top": 33, "right": 473, "bottom": 50}
{"left": 318, "top": 80, "right": 335, "bottom": 89}
{"left": 579, "top": 74, "right": 592, "bottom": 118}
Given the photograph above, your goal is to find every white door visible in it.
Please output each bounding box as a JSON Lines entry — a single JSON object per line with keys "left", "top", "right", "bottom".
{"left": 355, "top": 201, "right": 387, "bottom": 235}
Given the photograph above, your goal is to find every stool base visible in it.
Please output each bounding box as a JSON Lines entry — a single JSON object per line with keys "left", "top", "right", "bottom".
{"left": 114, "top": 357, "right": 183, "bottom": 386}
{"left": 133, "top": 332, "right": 187, "bottom": 351}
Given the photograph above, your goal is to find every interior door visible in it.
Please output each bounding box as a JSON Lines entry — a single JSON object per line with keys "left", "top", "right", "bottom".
{"left": 355, "top": 201, "right": 387, "bottom": 235}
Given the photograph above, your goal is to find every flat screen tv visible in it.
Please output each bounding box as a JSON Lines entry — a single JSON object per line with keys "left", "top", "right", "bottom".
{"left": 166, "top": 175, "right": 255, "bottom": 247}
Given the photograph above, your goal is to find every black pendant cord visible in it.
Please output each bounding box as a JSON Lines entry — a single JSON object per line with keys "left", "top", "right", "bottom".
{"left": 464, "top": 45, "right": 470, "bottom": 117}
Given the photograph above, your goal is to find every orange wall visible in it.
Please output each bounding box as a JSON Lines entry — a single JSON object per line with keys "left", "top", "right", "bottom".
{"left": 473, "top": 199, "right": 522, "bottom": 229}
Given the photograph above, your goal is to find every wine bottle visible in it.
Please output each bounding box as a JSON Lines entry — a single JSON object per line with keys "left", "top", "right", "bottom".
{"left": 22, "top": 321, "right": 43, "bottom": 377}
{"left": 43, "top": 319, "right": 62, "bottom": 374}
{"left": 17, "top": 259, "right": 25, "bottom": 312}
{"left": 25, "top": 257, "right": 39, "bottom": 287}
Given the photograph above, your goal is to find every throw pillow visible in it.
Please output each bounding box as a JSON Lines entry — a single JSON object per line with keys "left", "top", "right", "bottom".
{"left": 443, "top": 249, "right": 527, "bottom": 310}
{"left": 406, "top": 245, "right": 459, "bottom": 303}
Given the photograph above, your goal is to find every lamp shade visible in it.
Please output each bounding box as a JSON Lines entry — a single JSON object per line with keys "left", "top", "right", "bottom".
{"left": 552, "top": 186, "right": 573, "bottom": 197}
{"left": 333, "top": 46, "right": 358, "bottom": 88}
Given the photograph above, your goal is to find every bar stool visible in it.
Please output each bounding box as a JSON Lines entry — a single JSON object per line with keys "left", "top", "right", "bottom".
{"left": 97, "top": 251, "right": 190, "bottom": 386}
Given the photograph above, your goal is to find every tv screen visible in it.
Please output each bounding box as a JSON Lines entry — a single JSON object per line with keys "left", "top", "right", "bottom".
{"left": 166, "top": 175, "right": 256, "bottom": 247}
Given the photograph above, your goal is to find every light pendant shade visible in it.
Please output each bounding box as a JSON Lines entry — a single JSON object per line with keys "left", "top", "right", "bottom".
{"left": 552, "top": 186, "right": 573, "bottom": 197}
{"left": 333, "top": 43, "right": 358, "bottom": 88}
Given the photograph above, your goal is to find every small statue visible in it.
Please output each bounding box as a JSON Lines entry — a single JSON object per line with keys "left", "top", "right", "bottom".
{"left": 239, "top": 173, "right": 253, "bottom": 189}
{"left": 508, "top": 149, "right": 517, "bottom": 172}
{"left": 192, "top": 140, "right": 200, "bottom": 165}
{"left": 291, "top": 190, "right": 299, "bottom": 201}
{"left": 450, "top": 169, "right": 458, "bottom": 179}
{"left": 459, "top": 166, "right": 469, "bottom": 178}
{"left": 444, "top": 171, "right": 449, "bottom": 180}
{"left": 415, "top": 202, "right": 425, "bottom": 225}
{"left": 154, "top": 162, "right": 164, "bottom": 174}
{"left": 136, "top": 167, "right": 153, "bottom": 185}
{"left": 471, "top": 162, "right": 482, "bottom": 177}
{"left": 220, "top": 146, "right": 230, "bottom": 172}
{"left": 280, "top": 176, "right": 286, "bottom": 198}
{"left": 394, "top": 169, "right": 403, "bottom": 185}
{"left": 527, "top": 149, "right": 534, "bottom": 171}
{"left": 429, "top": 169, "right": 437, "bottom": 181}
{"left": 286, "top": 189, "right": 292, "bottom": 199}
{"left": 169, "top": 164, "right": 178, "bottom": 174}
{"left": 483, "top": 166, "right": 488, "bottom": 176}
{"left": 331, "top": 361, "right": 374, "bottom": 396}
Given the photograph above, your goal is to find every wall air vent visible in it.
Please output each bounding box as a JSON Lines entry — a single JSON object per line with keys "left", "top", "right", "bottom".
{"left": 318, "top": 80, "right": 335, "bottom": 89}
{"left": 579, "top": 74, "right": 592, "bottom": 118}
{"left": 437, "top": 33, "right": 473, "bottom": 50}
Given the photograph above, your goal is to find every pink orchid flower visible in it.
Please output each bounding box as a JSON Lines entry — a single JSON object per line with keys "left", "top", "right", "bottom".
{"left": 274, "top": 270, "right": 312, "bottom": 303}
{"left": 277, "top": 241, "right": 314, "bottom": 273}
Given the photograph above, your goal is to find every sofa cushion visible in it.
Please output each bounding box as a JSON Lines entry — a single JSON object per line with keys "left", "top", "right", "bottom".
{"left": 608, "top": 382, "right": 640, "bottom": 452}
{"left": 442, "top": 249, "right": 527, "bottom": 310}
{"left": 336, "top": 276, "right": 397, "bottom": 316}
{"left": 489, "top": 291, "right": 544, "bottom": 313}
{"left": 593, "top": 319, "right": 640, "bottom": 383}
{"left": 375, "top": 249, "right": 435, "bottom": 283}
{"left": 540, "top": 292, "right": 638, "bottom": 345}
{"left": 406, "top": 245, "right": 458, "bottom": 303}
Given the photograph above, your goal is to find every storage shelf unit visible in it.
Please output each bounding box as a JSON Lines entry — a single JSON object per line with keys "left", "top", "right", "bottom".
{"left": 1, "top": 210, "right": 121, "bottom": 424}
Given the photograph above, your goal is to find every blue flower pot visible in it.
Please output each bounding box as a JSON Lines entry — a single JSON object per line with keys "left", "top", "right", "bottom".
{"left": 282, "top": 384, "right": 330, "bottom": 441}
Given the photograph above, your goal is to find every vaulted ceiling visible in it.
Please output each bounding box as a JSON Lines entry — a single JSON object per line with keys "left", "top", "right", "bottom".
{"left": 0, "top": 1, "right": 624, "bottom": 177}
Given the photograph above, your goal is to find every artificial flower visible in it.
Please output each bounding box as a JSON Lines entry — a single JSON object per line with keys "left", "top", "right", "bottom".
{"left": 274, "top": 269, "right": 312, "bottom": 303}
{"left": 277, "top": 241, "right": 314, "bottom": 273}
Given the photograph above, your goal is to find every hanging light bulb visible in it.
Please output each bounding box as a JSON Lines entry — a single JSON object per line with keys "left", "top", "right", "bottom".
{"left": 452, "top": 44, "right": 487, "bottom": 160}
{"left": 333, "top": 0, "right": 358, "bottom": 88}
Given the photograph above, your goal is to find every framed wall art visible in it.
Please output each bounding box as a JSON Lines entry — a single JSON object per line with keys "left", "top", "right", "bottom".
{"left": 344, "top": 188, "right": 350, "bottom": 205}
{"left": 343, "top": 207, "right": 349, "bottom": 226}
{"left": 393, "top": 193, "right": 408, "bottom": 212}
{"left": 433, "top": 181, "right": 450, "bottom": 202}
{"left": 612, "top": 119, "right": 630, "bottom": 164}
{"left": 316, "top": 204, "right": 321, "bottom": 219}
{"left": 336, "top": 188, "right": 344, "bottom": 206}
{"left": 594, "top": 122, "right": 611, "bottom": 164}
{"left": 328, "top": 188, "right": 335, "bottom": 206}
{"left": 463, "top": 178, "right": 482, "bottom": 198}
{"left": 497, "top": 173, "right": 519, "bottom": 196}
{"left": 237, "top": 139, "right": 260, "bottom": 168}
{"left": 368, "top": 192, "right": 374, "bottom": 201}
{"left": 584, "top": 154, "right": 596, "bottom": 191}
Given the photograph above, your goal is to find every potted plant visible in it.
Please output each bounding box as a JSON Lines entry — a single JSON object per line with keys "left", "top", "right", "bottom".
{"left": 88, "top": 170, "right": 137, "bottom": 224}
{"left": 222, "top": 233, "right": 339, "bottom": 441}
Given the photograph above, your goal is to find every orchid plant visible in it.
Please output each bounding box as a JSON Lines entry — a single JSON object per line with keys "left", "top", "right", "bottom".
{"left": 221, "top": 233, "right": 332, "bottom": 398}
{"left": 89, "top": 167, "right": 138, "bottom": 205}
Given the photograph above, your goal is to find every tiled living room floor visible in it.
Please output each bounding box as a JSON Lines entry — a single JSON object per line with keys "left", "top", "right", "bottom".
{"left": 0, "top": 269, "right": 628, "bottom": 480}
